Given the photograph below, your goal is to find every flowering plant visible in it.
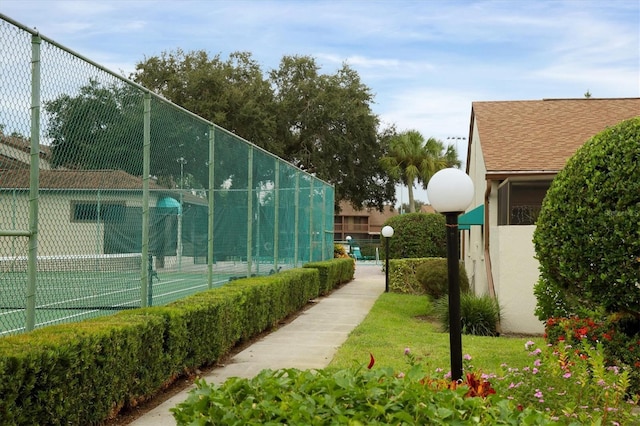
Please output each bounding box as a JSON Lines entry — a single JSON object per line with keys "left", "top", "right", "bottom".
{"left": 494, "top": 340, "right": 637, "bottom": 424}
{"left": 544, "top": 316, "right": 613, "bottom": 344}
{"left": 401, "top": 349, "right": 497, "bottom": 399}
{"left": 545, "top": 315, "right": 640, "bottom": 394}
{"left": 397, "top": 341, "right": 638, "bottom": 424}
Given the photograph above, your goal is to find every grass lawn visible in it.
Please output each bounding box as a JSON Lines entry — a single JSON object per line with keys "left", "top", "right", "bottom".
{"left": 329, "top": 292, "right": 545, "bottom": 375}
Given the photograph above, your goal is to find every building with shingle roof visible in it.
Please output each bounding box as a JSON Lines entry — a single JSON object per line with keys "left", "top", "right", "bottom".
{"left": 0, "top": 129, "right": 207, "bottom": 261}
{"left": 462, "top": 98, "right": 640, "bottom": 334}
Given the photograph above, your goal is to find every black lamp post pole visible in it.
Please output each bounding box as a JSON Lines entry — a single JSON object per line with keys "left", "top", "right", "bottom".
{"left": 385, "top": 236, "right": 390, "bottom": 293}
{"left": 445, "top": 212, "right": 463, "bottom": 382}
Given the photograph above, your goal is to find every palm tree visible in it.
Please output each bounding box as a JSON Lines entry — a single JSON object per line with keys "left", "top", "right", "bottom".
{"left": 381, "top": 130, "right": 460, "bottom": 213}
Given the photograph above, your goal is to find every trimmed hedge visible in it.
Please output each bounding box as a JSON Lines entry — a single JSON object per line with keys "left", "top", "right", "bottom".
{"left": 0, "top": 259, "right": 353, "bottom": 425}
{"left": 388, "top": 257, "right": 468, "bottom": 296}
{"left": 383, "top": 213, "right": 446, "bottom": 259}
{"left": 0, "top": 314, "right": 167, "bottom": 424}
{"left": 304, "top": 258, "right": 355, "bottom": 294}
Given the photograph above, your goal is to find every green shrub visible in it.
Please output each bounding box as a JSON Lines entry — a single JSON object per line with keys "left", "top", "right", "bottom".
{"left": 415, "top": 258, "right": 469, "bottom": 299}
{"left": 304, "top": 258, "right": 354, "bottom": 294}
{"left": 533, "top": 117, "right": 640, "bottom": 320}
{"left": 172, "top": 367, "right": 558, "bottom": 425}
{"left": 387, "top": 258, "right": 424, "bottom": 294}
{"left": 0, "top": 259, "right": 352, "bottom": 425}
{"left": 383, "top": 213, "right": 446, "bottom": 259}
{"left": 544, "top": 314, "right": 640, "bottom": 395}
{"left": 434, "top": 293, "right": 501, "bottom": 336}
{"left": 533, "top": 117, "right": 640, "bottom": 393}
{"left": 0, "top": 314, "right": 167, "bottom": 424}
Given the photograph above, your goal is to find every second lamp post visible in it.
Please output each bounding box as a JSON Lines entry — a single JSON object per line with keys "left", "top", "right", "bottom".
{"left": 426, "top": 168, "right": 474, "bottom": 382}
{"left": 381, "top": 225, "right": 394, "bottom": 292}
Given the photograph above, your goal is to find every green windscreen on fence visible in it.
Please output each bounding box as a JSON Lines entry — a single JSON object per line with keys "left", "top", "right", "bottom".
{"left": 0, "top": 14, "right": 334, "bottom": 336}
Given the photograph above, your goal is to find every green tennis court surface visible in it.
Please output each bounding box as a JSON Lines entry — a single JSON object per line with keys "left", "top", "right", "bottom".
{"left": 0, "top": 269, "right": 230, "bottom": 336}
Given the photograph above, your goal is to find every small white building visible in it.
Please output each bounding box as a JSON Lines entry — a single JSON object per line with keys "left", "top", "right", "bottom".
{"left": 461, "top": 98, "right": 640, "bottom": 335}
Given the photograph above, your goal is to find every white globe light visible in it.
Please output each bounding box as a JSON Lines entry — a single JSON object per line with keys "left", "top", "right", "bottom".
{"left": 426, "top": 168, "right": 474, "bottom": 213}
{"left": 381, "top": 225, "right": 394, "bottom": 238}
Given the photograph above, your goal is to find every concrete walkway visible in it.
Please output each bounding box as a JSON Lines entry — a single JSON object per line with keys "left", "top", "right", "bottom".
{"left": 129, "top": 263, "right": 385, "bottom": 425}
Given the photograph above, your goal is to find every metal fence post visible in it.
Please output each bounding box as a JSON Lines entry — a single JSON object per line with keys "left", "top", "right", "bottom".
{"left": 141, "top": 93, "right": 151, "bottom": 307}
{"left": 25, "top": 33, "right": 42, "bottom": 332}
{"left": 273, "top": 162, "right": 280, "bottom": 272}
{"left": 208, "top": 126, "right": 215, "bottom": 289}
{"left": 294, "top": 172, "right": 300, "bottom": 267}
{"left": 309, "top": 179, "right": 314, "bottom": 262}
{"left": 246, "top": 147, "right": 253, "bottom": 277}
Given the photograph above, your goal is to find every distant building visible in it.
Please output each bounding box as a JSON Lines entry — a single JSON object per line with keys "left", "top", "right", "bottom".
{"left": 334, "top": 200, "right": 398, "bottom": 242}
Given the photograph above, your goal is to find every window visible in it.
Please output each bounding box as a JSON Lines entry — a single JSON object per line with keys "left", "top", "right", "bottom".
{"left": 71, "top": 201, "right": 125, "bottom": 223}
{"left": 498, "top": 180, "right": 551, "bottom": 225}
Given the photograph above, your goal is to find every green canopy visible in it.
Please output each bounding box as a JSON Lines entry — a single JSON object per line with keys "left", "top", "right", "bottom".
{"left": 459, "top": 204, "right": 484, "bottom": 230}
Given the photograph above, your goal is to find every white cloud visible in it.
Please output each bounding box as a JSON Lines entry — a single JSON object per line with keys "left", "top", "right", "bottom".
{"left": 1, "top": 0, "right": 638, "bottom": 206}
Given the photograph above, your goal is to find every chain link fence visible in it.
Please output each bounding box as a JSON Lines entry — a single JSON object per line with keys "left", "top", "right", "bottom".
{"left": 0, "top": 14, "right": 334, "bottom": 336}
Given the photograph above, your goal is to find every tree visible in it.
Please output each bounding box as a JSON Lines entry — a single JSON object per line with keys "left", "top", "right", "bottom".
{"left": 47, "top": 50, "right": 397, "bottom": 209}
{"left": 381, "top": 130, "right": 460, "bottom": 213}
{"left": 401, "top": 199, "right": 427, "bottom": 213}
{"left": 270, "top": 55, "right": 395, "bottom": 210}
{"left": 45, "top": 79, "right": 145, "bottom": 174}
{"left": 133, "top": 50, "right": 277, "bottom": 153}
{"left": 133, "top": 51, "right": 394, "bottom": 210}
{"left": 45, "top": 79, "right": 210, "bottom": 191}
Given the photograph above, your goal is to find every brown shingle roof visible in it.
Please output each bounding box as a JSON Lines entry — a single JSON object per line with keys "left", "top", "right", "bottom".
{"left": 472, "top": 98, "right": 640, "bottom": 173}
{"left": 0, "top": 131, "right": 51, "bottom": 160}
{"left": 0, "top": 169, "right": 165, "bottom": 190}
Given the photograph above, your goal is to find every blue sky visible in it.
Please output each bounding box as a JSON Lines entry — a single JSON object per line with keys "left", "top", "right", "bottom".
{"left": 2, "top": 0, "right": 639, "bottom": 204}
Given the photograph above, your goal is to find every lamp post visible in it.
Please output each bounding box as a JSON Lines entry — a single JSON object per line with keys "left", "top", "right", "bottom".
{"left": 177, "top": 157, "right": 187, "bottom": 271}
{"left": 345, "top": 235, "right": 352, "bottom": 255}
{"left": 381, "top": 225, "right": 394, "bottom": 292}
{"left": 426, "top": 168, "right": 474, "bottom": 382}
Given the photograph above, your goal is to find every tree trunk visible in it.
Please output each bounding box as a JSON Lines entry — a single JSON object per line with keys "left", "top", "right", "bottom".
{"left": 408, "top": 182, "right": 416, "bottom": 213}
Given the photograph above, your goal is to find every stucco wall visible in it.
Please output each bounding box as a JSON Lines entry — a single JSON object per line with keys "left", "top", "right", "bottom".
{"left": 465, "top": 120, "right": 544, "bottom": 335}
{"left": 464, "top": 121, "right": 489, "bottom": 295}
{"left": 0, "top": 191, "right": 150, "bottom": 257}
{"left": 494, "top": 225, "right": 544, "bottom": 335}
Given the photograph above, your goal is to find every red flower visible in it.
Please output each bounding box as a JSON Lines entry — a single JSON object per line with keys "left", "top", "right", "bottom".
{"left": 367, "top": 353, "right": 375, "bottom": 369}
{"left": 463, "top": 372, "right": 496, "bottom": 398}
{"left": 575, "top": 326, "right": 589, "bottom": 338}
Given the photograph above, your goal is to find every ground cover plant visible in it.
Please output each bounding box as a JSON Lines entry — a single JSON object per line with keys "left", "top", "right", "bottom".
{"left": 174, "top": 292, "right": 639, "bottom": 424}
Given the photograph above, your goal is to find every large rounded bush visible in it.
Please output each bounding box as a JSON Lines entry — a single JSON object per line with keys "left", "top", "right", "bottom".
{"left": 533, "top": 117, "right": 640, "bottom": 320}
{"left": 415, "top": 258, "right": 469, "bottom": 299}
{"left": 383, "top": 213, "right": 446, "bottom": 259}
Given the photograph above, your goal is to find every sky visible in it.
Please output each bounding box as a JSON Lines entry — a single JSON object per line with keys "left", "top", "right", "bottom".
{"left": 1, "top": 0, "right": 639, "bottom": 206}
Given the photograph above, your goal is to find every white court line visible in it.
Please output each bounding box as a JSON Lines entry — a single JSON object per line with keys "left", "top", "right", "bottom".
{"left": 0, "top": 278, "right": 228, "bottom": 336}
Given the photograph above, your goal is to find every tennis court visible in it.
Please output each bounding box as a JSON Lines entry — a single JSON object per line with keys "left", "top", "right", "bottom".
{"left": 0, "top": 15, "right": 334, "bottom": 336}
{"left": 0, "top": 254, "right": 237, "bottom": 336}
